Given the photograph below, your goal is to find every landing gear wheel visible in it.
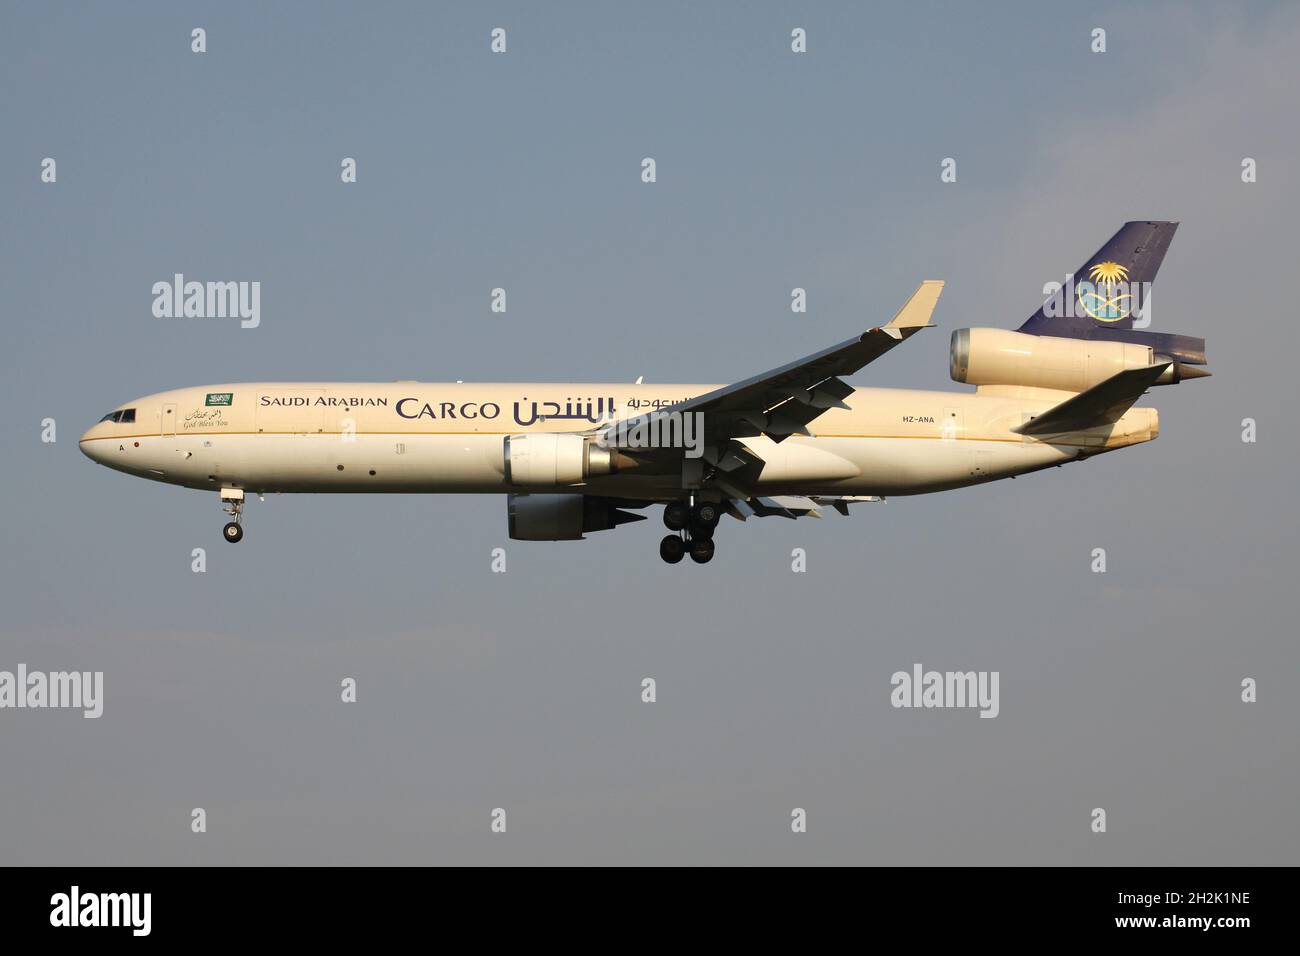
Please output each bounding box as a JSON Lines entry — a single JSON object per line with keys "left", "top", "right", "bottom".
{"left": 688, "top": 520, "right": 715, "bottom": 541}
{"left": 689, "top": 538, "right": 715, "bottom": 564}
{"left": 663, "top": 501, "right": 689, "bottom": 531}
{"left": 220, "top": 490, "right": 246, "bottom": 543}
{"left": 692, "top": 502, "right": 721, "bottom": 528}
{"left": 659, "top": 534, "right": 686, "bottom": 563}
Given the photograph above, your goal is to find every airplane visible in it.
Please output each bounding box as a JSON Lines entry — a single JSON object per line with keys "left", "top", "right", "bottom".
{"left": 81, "top": 221, "right": 1209, "bottom": 564}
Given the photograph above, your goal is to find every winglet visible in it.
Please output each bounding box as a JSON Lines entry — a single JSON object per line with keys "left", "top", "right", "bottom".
{"left": 885, "top": 279, "right": 944, "bottom": 331}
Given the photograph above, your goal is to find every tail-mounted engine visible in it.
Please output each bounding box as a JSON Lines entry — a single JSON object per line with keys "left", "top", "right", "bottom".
{"left": 950, "top": 328, "right": 1205, "bottom": 391}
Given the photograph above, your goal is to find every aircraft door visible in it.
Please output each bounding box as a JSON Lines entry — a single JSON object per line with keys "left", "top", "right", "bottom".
{"left": 162, "top": 402, "right": 178, "bottom": 437}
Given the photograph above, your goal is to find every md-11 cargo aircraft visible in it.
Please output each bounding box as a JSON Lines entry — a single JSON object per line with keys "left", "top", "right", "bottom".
{"left": 82, "top": 222, "right": 1209, "bottom": 564}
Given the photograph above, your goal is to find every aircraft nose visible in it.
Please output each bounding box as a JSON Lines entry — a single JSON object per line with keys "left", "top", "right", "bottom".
{"left": 80, "top": 427, "right": 107, "bottom": 463}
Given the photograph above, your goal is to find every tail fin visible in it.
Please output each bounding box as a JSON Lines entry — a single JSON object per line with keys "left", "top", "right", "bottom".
{"left": 1018, "top": 221, "right": 1206, "bottom": 364}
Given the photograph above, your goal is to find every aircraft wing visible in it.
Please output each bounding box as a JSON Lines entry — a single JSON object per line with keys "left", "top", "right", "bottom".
{"left": 602, "top": 280, "right": 943, "bottom": 447}
{"left": 727, "top": 495, "right": 885, "bottom": 520}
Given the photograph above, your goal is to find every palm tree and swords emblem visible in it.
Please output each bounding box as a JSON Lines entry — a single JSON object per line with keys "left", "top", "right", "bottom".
{"left": 1076, "top": 260, "right": 1135, "bottom": 322}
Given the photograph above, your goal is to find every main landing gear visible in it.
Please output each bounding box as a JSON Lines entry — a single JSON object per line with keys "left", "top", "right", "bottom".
{"left": 220, "top": 488, "right": 245, "bottom": 543}
{"left": 660, "top": 499, "right": 721, "bottom": 564}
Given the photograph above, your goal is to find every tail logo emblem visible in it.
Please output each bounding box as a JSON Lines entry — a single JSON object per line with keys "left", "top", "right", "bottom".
{"left": 1076, "top": 261, "right": 1133, "bottom": 322}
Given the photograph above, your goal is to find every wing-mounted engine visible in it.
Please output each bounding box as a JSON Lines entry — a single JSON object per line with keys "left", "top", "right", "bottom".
{"left": 950, "top": 328, "right": 1207, "bottom": 391}
{"left": 507, "top": 494, "right": 646, "bottom": 540}
{"left": 503, "top": 434, "right": 633, "bottom": 486}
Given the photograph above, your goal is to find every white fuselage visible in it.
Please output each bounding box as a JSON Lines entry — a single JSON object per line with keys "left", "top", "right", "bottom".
{"left": 78, "top": 381, "right": 1159, "bottom": 499}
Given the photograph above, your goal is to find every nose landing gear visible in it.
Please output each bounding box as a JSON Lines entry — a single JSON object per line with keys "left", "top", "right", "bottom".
{"left": 220, "top": 488, "right": 245, "bottom": 543}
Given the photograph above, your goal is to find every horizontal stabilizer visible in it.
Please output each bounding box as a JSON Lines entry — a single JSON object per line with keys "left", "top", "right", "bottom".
{"left": 1013, "top": 363, "right": 1169, "bottom": 436}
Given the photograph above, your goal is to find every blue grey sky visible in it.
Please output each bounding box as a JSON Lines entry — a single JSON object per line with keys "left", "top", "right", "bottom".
{"left": 1, "top": 1, "right": 1296, "bottom": 864}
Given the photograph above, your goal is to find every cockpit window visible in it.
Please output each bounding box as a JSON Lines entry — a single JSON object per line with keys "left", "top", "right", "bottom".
{"left": 98, "top": 408, "right": 136, "bottom": 424}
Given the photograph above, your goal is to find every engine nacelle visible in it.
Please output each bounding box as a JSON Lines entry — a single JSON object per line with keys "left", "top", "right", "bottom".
{"left": 507, "top": 494, "right": 644, "bottom": 541}
{"left": 503, "top": 434, "right": 621, "bottom": 486}
{"left": 950, "top": 328, "right": 1154, "bottom": 392}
